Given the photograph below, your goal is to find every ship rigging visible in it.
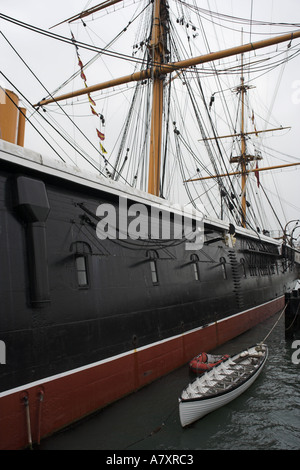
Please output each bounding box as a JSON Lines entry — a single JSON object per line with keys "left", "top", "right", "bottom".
{"left": 1, "top": 1, "right": 300, "bottom": 233}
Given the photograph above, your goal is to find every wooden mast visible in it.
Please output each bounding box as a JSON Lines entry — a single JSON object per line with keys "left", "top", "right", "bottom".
{"left": 240, "top": 52, "right": 247, "bottom": 227}
{"left": 148, "top": 0, "right": 164, "bottom": 196}
{"left": 188, "top": 50, "right": 296, "bottom": 227}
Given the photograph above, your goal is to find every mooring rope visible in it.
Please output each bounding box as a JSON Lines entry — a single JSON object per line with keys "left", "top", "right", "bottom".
{"left": 260, "top": 302, "right": 289, "bottom": 344}
{"left": 123, "top": 403, "right": 178, "bottom": 449}
{"left": 285, "top": 300, "right": 300, "bottom": 332}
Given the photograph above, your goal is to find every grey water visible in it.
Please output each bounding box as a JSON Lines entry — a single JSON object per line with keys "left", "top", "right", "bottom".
{"left": 39, "top": 313, "right": 300, "bottom": 451}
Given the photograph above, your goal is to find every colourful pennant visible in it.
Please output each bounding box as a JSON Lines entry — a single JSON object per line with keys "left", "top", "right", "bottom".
{"left": 72, "top": 31, "right": 108, "bottom": 165}
{"left": 96, "top": 129, "right": 105, "bottom": 141}
{"left": 88, "top": 94, "right": 96, "bottom": 106}
{"left": 100, "top": 143, "right": 107, "bottom": 154}
{"left": 90, "top": 105, "right": 98, "bottom": 116}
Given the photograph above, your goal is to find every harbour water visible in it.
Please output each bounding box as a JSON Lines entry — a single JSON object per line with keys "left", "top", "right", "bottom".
{"left": 39, "top": 312, "right": 300, "bottom": 451}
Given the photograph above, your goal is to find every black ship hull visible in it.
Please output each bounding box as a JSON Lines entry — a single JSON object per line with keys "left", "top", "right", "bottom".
{"left": 0, "top": 141, "right": 299, "bottom": 449}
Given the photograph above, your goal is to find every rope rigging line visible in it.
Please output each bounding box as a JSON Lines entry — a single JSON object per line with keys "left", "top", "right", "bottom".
{"left": 47, "top": 1, "right": 151, "bottom": 100}
{"left": 0, "top": 29, "right": 130, "bottom": 183}
{"left": 0, "top": 13, "right": 149, "bottom": 68}
{"left": 179, "top": 1, "right": 300, "bottom": 34}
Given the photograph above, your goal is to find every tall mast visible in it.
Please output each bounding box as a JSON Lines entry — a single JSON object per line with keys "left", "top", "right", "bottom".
{"left": 148, "top": 0, "right": 164, "bottom": 196}
{"left": 240, "top": 53, "right": 247, "bottom": 227}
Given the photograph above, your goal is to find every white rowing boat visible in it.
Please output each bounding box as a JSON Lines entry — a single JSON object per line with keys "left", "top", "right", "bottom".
{"left": 179, "top": 344, "right": 268, "bottom": 427}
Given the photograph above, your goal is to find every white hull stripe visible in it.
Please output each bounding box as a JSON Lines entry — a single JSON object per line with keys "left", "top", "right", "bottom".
{"left": 0, "top": 295, "right": 284, "bottom": 398}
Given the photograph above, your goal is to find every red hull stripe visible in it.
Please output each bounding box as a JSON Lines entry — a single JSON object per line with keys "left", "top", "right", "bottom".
{"left": 0, "top": 296, "right": 284, "bottom": 449}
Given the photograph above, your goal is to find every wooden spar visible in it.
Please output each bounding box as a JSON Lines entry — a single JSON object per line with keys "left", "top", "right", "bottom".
{"left": 185, "top": 162, "right": 300, "bottom": 182}
{"left": 35, "top": 69, "right": 152, "bottom": 107}
{"left": 148, "top": 0, "right": 163, "bottom": 196}
{"left": 51, "top": 0, "right": 125, "bottom": 29}
{"left": 162, "top": 29, "right": 300, "bottom": 73}
{"left": 199, "top": 126, "right": 291, "bottom": 141}
{"left": 34, "top": 29, "right": 300, "bottom": 107}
